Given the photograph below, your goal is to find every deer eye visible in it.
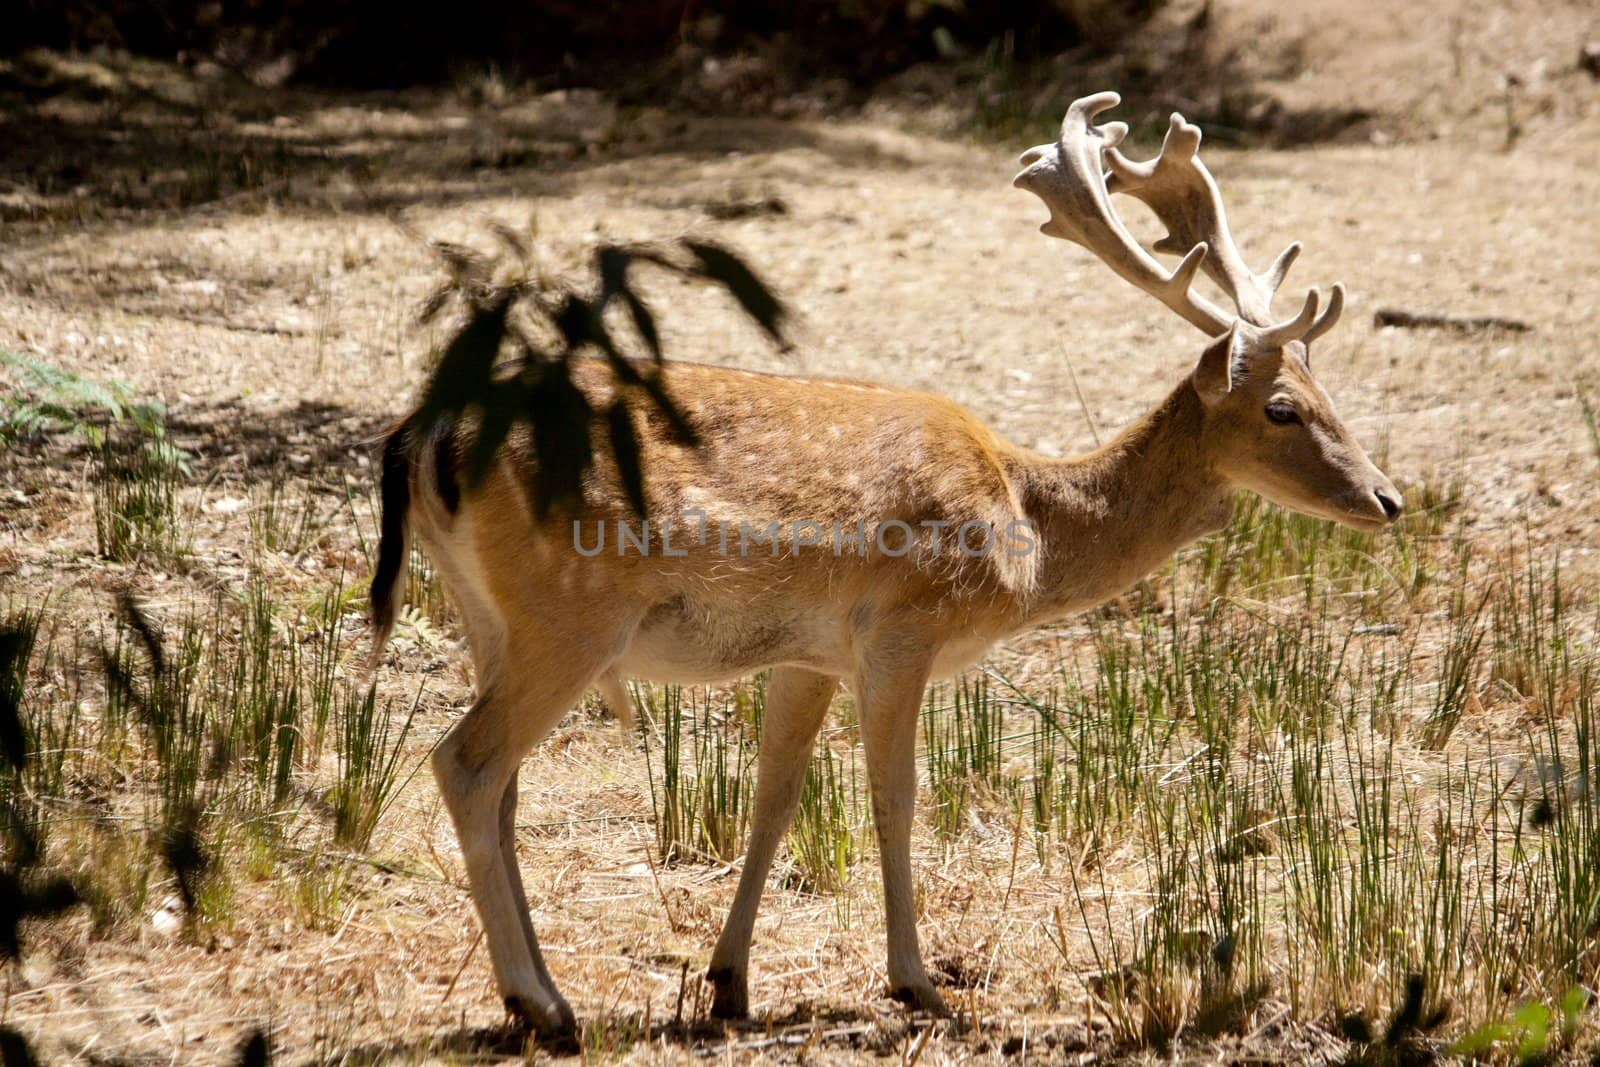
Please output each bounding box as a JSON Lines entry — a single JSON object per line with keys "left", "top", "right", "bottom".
{"left": 1265, "top": 402, "right": 1300, "bottom": 425}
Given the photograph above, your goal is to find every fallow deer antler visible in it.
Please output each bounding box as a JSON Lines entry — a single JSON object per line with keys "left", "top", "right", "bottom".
{"left": 1014, "top": 91, "right": 1343, "bottom": 349}
{"left": 1014, "top": 92, "right": 1232, "bottom": 336}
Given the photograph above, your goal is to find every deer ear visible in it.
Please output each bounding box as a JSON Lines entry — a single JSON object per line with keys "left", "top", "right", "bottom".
{"left": 1192, "top": 322, "right": 1243, "bottom": 403}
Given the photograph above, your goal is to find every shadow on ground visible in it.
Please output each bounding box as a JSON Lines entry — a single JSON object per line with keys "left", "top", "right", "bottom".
{"left": 321, "top": 1006, "right": 1099, "bottom": 1063}
{"left": 1, "top": 46, "right": 1381, "bottom": 246}
{"left": 168, "top": 397, "right": 396, "bottom": 474}
{"left": 4, "top": 396, "right": 392, "bottom": 473}
{"left": 0, "top": 50, "right": 912, "bottom": 243}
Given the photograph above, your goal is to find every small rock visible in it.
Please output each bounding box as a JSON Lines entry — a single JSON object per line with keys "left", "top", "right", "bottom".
{"left": 208, "top": 496, "right": 248, "bottom": 515}
{"left": 149, "top": 895, "right": 184, "bottom": 937}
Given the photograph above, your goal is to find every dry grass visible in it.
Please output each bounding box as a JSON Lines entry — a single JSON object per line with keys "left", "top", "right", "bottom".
{"left": 3, "top": 5, "right": 1600, "bottom": 1061}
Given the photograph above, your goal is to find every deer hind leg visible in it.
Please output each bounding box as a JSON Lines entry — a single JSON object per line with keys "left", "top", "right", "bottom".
{"left": 431, "top": 627, "right": 624, "bottom": 1039}
{"left": 499, "top": 776, "right": 560, "bottom": 996}
{"left": 707, "top": 666, "right": 839, "bottom": 1019}
{"left": 855, "top": 655, "right": 948, "bottom": 1017}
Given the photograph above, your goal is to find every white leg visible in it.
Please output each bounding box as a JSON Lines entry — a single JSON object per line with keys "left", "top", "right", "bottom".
{"left": 856, "top": 657, "right": 948, "bottom": 1015}
{"left": 708, "top": 667, "right": 839, "bottom": 1018}
{"left": 595, "top": 671, "right": 636, "bottom": 733}
{"left": 499, "top": 776, "right": 562, "bottom": 997}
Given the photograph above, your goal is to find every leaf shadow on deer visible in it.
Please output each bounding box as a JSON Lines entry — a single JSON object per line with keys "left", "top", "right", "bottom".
{"left": 411, "top": 228, "right": 783, "bottom": 509}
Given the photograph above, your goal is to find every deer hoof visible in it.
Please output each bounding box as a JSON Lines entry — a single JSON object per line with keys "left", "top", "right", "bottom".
{"left": 890, "top": 981, "right": 952, "bottom": 1018}
{"left": 506, "top": 994, "right": 578, "bottom": 1046}
{"left": 708, "top": 966, "right": 749, "bottom": 1019}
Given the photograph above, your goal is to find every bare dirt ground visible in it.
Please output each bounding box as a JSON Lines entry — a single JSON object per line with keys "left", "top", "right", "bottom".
{"left": 3, "top": 1, "right": 1600, "bottom": 1063}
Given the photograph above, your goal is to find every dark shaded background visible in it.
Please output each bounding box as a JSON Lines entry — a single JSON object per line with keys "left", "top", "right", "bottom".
{"left": 9, "top": 0, "right": 1161, "bottom": 89}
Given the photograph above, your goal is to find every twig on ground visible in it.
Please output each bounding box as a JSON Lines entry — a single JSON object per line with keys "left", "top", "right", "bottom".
{"left": 1373, "top": 307, "right": 1532, "bottom": 334}
{"left": 440, "top": 927, "right": 484, "bottom": 1006}
{"left": 641, "top": 840, "right": 684, "bottom": 933}
{"left": 160, "top": 313, "right": 308, "bottom": 337}
{"left": 1057, "top": 342, "right": 1102, "bottom": 447}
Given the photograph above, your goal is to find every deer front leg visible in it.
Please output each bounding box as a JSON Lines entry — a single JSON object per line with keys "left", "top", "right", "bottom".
{"left": 708, "top": 667, "right": 839, "bottom": 1018}
{"left": 856, "top": 655, "right": 948, "bottom": 1016}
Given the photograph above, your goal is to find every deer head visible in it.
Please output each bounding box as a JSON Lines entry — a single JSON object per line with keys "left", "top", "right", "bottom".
{"left": 1014, "top": 92, "right": 1402, "bottom": 530}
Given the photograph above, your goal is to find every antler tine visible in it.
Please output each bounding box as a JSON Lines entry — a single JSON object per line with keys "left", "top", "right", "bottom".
{"left": 1014, "top": 92, "right": 1233, "bottom": 337}
{"left": 1263, "top": 243, "right": 1302, "bottom": 295}
{"left": 1256, "top": 287, "right": 1319, "bottom": 349}
{"left": 1104, "top": 112, "right": 1307, "bottom": 332}
{"left": 1300, "top": 282, "right": 1345, "bottom": 347}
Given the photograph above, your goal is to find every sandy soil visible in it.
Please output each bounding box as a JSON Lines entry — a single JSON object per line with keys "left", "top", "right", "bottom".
{"left": 2, "top": 3, "right": 1599, "bottom": 1062}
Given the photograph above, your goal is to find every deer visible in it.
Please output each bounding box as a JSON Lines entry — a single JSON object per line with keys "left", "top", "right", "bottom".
{"left": 368, "top": 91, "right": 1402, "bottom": 1038}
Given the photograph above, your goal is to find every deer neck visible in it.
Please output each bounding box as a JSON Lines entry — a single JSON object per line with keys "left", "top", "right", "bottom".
{"left": 1011, "top": 380, "right": 1234, "bottom": 619}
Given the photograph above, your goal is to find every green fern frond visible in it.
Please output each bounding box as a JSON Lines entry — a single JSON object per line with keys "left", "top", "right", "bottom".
{"left": 1, "top": 348, "right": 145, "bottom": 446}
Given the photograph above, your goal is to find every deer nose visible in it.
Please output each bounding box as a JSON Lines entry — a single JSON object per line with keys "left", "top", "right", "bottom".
{"left": 1374, "top": 488, "right": 1403, "bottom": 521}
